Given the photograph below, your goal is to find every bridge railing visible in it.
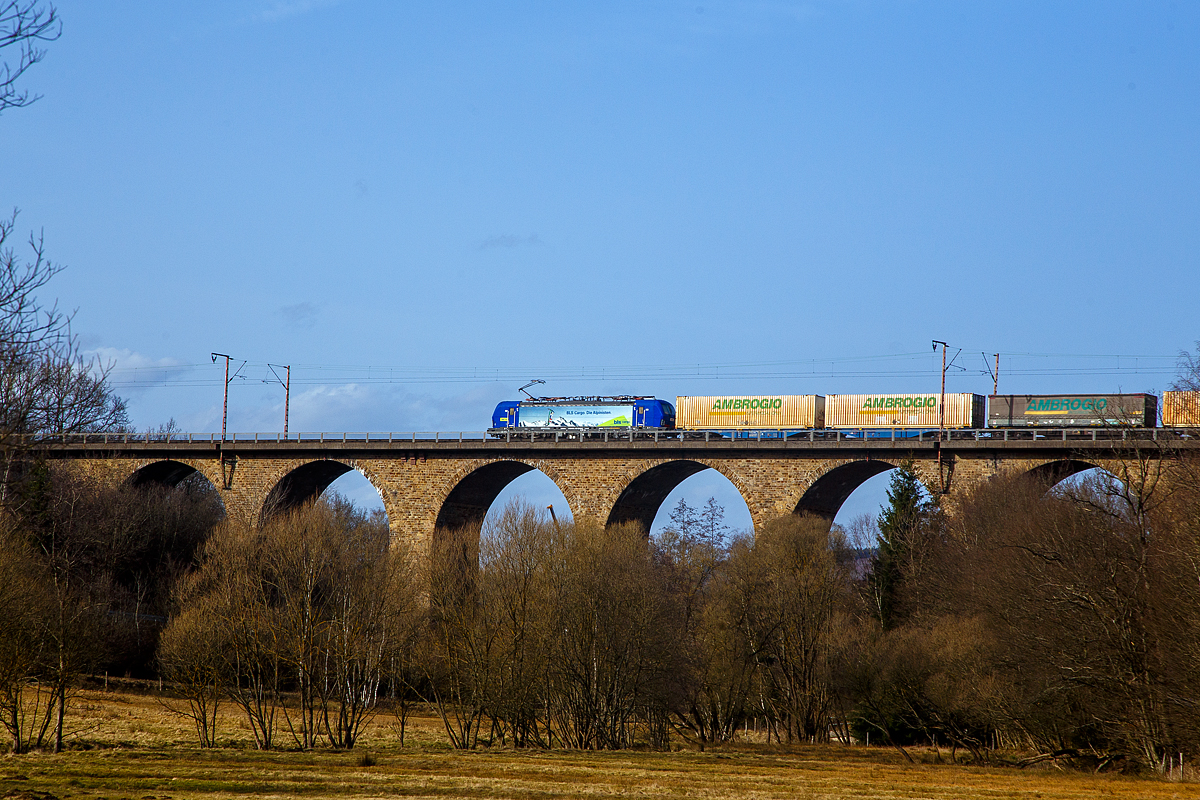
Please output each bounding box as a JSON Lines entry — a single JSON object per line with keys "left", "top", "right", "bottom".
{"left": 13, "top": 431, "right": 498, "bottom": 445}
{"left": 12, "top": 427, "right": 1200, "bottom": 447}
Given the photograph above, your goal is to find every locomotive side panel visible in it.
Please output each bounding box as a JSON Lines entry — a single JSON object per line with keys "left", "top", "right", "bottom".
{"left": 516, "top": 401, "right": 635, "bottom": 428}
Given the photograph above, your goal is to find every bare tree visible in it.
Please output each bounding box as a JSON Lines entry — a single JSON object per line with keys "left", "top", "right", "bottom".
{"left": 0, "top": 461, "right": 222, "bottom": 752}
{"left": 476, "top": 501, "right": 556, "bottom": 748}
{"left": 158, "top": 602, "right": 226, "bottom": 748}
{"left": 1, "top": 211, "right": 129, "bottom": 505}
{"left": 23, "top": 347, "right": 128, "bottom": 436}
{"left": 2, "top": 5, "right": 127, "bottom": 491}
{"left": 1172, "top": 341, "right": 1200, "bottom": 393}
{"left": 162, "top": 497, "right": 416, "bottom": 751}
{"left": 733, "top": 515, "right": 854, "bottom": 744}
{"left": 653, "top": 500, "right": 749, "bottom": 748}
{"left": 318, "top": 498, "right": 415, "bottom": 749}
{"left": 422, "top": 520, "right": 495, "bottom": 749}
{"left": 0, "top": 1, "right": 60, "bottom": 115}
{"left": 160, "top": 517, "right": 282, "bottom": 749}
{"left": 262, "top": 499, "right": 401, "bottom": 749}
{"left": 0, "top": 209, "right": 65, "bottom": 446}
{"left": 545, "top": 520, "right": 675, "bottom": 750}
{"left": 15, "top": 470, "right": 106, "bottom": 752}
{"left": 923, "top": 464, "right": 1200, "bottom": 771}
{"left": 0, "top": 520, "right": 53, "bottom": 753}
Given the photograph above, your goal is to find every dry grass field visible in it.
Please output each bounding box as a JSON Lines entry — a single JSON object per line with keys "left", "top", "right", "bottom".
{"left": 2, "top": 688, "right": 1198, "bottom": 800}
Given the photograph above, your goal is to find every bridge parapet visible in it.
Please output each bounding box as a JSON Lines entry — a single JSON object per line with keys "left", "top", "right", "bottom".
{"left": 14, "top": 427, "right": 1200, "bottom": 449}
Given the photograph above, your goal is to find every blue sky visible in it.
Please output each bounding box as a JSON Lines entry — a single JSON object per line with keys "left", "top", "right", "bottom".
{"left": 2, "top": 1, "right": 1197, "bottom": 528}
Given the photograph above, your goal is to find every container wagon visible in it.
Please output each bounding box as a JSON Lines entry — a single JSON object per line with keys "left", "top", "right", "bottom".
{"left": 1162, "top": 391, "right": 1200, "bottom": 427}
{"left": 988, "top": 394, "right": 1157, "bottom": 428}
{"left": 826, "top": 393, "right": 986, "bottom": 429}
{"left": 676, "top": 395, "right": 825, "bottom": 432}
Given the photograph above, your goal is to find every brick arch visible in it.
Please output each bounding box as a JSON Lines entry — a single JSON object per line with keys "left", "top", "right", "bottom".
{"left": 128, "top": 459, "right": 202, "bottom": 488}
{"left": 937, "top": 457, "right": 1133, "bottom": 519}
{"left": 346, "top": 460, "right": 382, "bottom": 489}
{"left": 689, "top": 460, "right": 756, "bottom": 513}
{"left": 433, "top": 457, "right": 576, "bottom": 533}
{"left": 604, "top": 458, "right": 755, "bottom": 534}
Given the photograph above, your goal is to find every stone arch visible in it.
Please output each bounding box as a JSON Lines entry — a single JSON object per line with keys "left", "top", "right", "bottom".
{"left": 122, "top": 458, "right": 226, "bottom": 519}
{"left": 793, "top": 459, "right": 900, "bottom": 522}
{"left": 260, "top": 459, "right": 358, "bottom": 524}
{"left": 126, "top": 457, "right": 223, "bottom": 500}
{"left": 605, "top": 459, "right": 754, "bottom": 533}
{"left": 434, "top": 458, "right": 574, "bottom": 532}
{"left": 127, "top": 459, "right": 206, "bottom": 489}
{"left": 1023, "top": 458, "right": 1105, "bottom": 489}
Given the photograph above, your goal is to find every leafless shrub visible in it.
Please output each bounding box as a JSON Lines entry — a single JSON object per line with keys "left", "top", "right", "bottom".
{"left": 157, "top": 602, "right": 225, "bottom": 748}
{"left": 161, "top": 497, "right": 417, "bottom": 750}
{"left": 911, "top": 460, "right": 1200, "bottom": 771}
{"left": 0, "top": 520, "right": 53, "bottom": 753}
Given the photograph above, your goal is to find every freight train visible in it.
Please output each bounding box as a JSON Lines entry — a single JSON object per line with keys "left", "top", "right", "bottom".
{"left": 490, "top": 392, "right": 1199, "bottom": 436}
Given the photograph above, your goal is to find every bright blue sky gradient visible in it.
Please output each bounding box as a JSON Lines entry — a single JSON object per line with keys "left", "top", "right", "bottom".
{"left": 3, "top": 1, "right": 1197, "bottom": 526}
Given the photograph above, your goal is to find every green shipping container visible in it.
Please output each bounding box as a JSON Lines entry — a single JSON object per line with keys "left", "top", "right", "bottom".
{"left": 988, "top": 394, "right": 1157, "bottom": 427}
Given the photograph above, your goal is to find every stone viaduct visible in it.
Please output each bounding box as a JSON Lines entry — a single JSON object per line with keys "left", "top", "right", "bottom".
{"left": 35, "top": 427, "right": 1199, "bottom": 556}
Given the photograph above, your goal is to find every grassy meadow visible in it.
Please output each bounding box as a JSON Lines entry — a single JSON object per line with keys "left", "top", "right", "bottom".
{"left": 1, "top": 687, "right": 1198, "bottom": 800}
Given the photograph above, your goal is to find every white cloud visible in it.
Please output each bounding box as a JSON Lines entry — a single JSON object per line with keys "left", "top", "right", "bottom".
{"left": 86, "top": 347, "right": 192, "bottom": 393}
{"left": 207, "top": 381, "right": 507, "bottom": 435}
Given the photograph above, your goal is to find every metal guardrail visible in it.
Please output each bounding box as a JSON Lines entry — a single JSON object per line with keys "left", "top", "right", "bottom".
{"left": 16, "top": 431, "right": 494, "bottom": 445}
{"left": 15, "top": 427, "right": 1200, "bottom": 447}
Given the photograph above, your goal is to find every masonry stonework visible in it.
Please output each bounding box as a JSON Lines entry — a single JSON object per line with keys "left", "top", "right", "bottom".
{"left": 60, "top": 447, "right": 1121, "bottom": 562}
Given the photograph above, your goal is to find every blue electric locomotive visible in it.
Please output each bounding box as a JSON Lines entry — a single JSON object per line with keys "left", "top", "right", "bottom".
{"left": 491, "top": 396, "right": 675, "bottom": 430}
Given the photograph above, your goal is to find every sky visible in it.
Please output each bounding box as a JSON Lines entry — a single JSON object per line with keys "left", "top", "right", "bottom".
{"left": 2, "top": 1, "right": 1197, "bottom": 529}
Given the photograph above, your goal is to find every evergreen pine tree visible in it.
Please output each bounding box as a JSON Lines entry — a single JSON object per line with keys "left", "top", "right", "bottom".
{"left": 869, "top": 461, "right": 929, "bottom": 630}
